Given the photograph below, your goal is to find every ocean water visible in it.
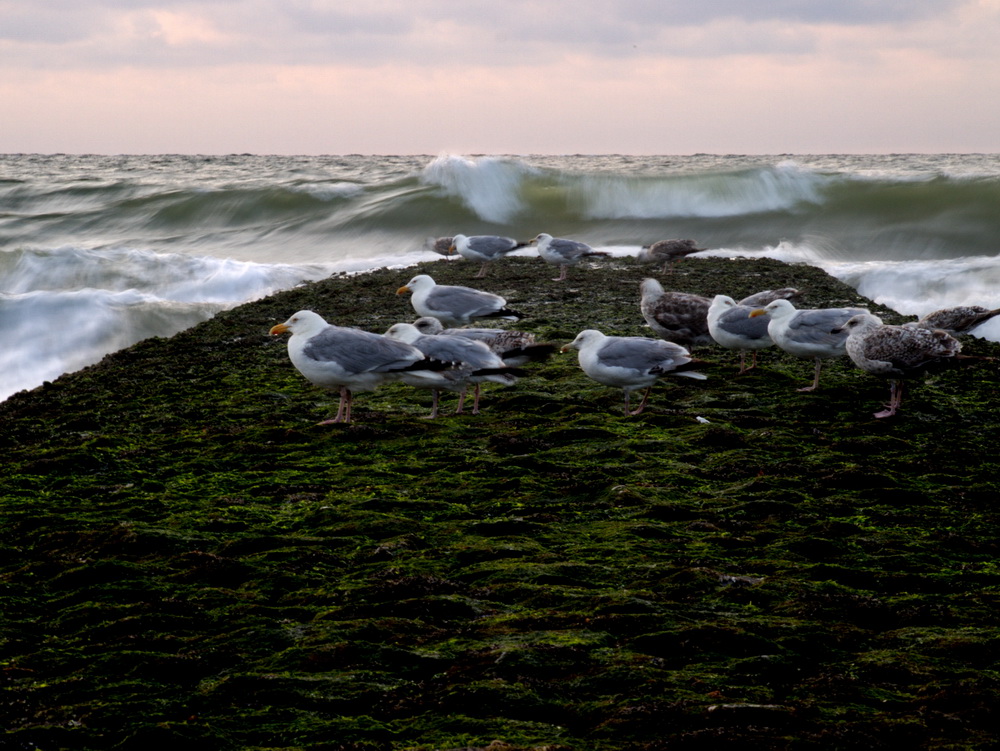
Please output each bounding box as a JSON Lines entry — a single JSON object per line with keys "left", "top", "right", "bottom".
{"left": 2, "top": 152, "right": 1000, "bottom": 402}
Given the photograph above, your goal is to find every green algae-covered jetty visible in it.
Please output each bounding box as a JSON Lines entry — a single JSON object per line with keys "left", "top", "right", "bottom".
{"left": 4, "top": 256, "right": 1000, "bottom": 750}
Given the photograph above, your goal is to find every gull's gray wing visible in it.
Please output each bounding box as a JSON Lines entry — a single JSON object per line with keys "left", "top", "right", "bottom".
{"left": 304, "top": 327, "right": 422, "bottom": 374}
{"left": 427, "top": 285, "right": 504, "bottom": 316}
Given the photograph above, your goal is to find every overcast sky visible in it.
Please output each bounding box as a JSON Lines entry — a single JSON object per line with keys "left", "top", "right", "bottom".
{"left": 2, "top": 0, "right": 998, "bottom": 154}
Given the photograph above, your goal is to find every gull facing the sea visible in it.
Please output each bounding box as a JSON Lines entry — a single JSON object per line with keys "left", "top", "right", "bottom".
{"left": 638, "top": 278, "right": 712, "bottom": 349}
{"left": 637, "top": 239, "right": 706, "bottom": 273}
{"left": 529, "top": 233, "right": 610, "bottom": 281}
{"left": 450, "top": 234, "right": 527, "bottom": 277}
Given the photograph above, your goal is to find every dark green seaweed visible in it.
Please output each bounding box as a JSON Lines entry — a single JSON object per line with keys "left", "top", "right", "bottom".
{"left": 3, "top": 256, "right": 1000, "bottom": 750}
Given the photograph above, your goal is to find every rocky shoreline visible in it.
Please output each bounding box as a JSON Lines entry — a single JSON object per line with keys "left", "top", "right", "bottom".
{"left": 3, "top": 255, "right": 1000, "bottom": 750}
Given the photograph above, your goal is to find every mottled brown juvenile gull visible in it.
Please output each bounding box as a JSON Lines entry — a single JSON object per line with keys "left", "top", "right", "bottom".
{"left": 909, "top": 305, "right": 1000, "bottom": 336}
{"left": 396, "top": 274, "right": 523, "bottom": 327}
{"left": 639, "top": 278, "right": 712, "bottom": 349}
{"left": 637, "top": 239, "right": 706, "bottom": 273}
{"left": 836, "top": 313, "right": 962, "bottom": 418}
{"left": 451, "top": 234, "right": 527, "bottom": 277}
{"left": 561, "top": 329, "right": 707, "bottom": 416}
{"left": 424, "top": 236, "right": 456, "bottom": 258}
{"left": 738, "top": 288, "right": 804, "bottom": 307}
{"left": 529, "top": 233, "right": 610, "bottom": 281}
{"left": 269, "top": 310, "right": 445, "bottom": 424}
{"left": 749, "top": 299, "right": 869, "bottom": 391}
{"left": 384, "top": 322, "right": 525, "bottom": 417}
{"left": 412, "top": 316, "right": 556, "bottom": 366}
{"left": 707, "top": 294, "right": 774, "bottom": 373}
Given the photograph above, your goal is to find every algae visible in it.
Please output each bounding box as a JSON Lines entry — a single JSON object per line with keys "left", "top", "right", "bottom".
{"left": 2, "top": 256, "right": 1000, "bottom": 750}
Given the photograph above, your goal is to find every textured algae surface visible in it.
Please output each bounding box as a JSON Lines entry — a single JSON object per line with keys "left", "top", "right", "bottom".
{"left": 3, "top": 256, "right": 1000, "bottom": 750}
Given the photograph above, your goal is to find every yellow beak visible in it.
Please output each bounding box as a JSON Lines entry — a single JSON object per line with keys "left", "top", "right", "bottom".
{"left": 269, "top": 323, "right": 290, "bottom": 335}
{"left": 396, "top": 285, "right": 411, "bottom": 295}
{"left": 748, "top": 308, "right": 767, "bottom": 318}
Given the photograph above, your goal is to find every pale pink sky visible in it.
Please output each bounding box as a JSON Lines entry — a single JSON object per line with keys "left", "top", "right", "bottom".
{"left": 2, "top": 0, "right": 999, "bottom": 154}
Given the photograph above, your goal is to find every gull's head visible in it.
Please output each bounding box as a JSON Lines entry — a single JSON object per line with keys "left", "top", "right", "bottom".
{"left": 832, "top": 312, "right": 883, "bottom": 335}
{"left": 639, "top": 278, "right": 665, "bottom": 300}
{"left": 561, "top": 329, "right": 604, "bottom": 353}
{"left": 750, "top": 298, "right": 796, "bottom": 319}
{"left": 384, "top": 322, "right": 421, "bottom": 343}
{"left": 269, "top": 310, "right": 327, "bottom": 336}
{"left": 413, "top": 316, "right": 445, "bottom": 335}
{"left": 529, "top": 233, "right": 552, "bottom": 247}
{"left": 397, "top": 274, "right": 435, "bottom": 295}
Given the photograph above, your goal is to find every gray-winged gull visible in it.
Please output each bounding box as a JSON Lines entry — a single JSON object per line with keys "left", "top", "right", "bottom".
{"left": 749, "top": 299, "right": 869, "bottom": 391}
{"left": 561, "top": 329, "right": 707, "bottom": 416}
{"left": 835, "top": 313, "right": 963, "bottom": 418}
{"left": 412, "top": 316, "right": 556, "bottom": 366}
{"left": 396, "top": 274, "right": 523, "bottom": 327}
{"left": 637, "top": 239, "right": 706, "bottom": 273}
{"left": 707, "top": 294, "right": 774, "bottom": 373}
{"left": 639, "top": 278, "right": 712, "bottom": 349}
{"left": 529, "top": 233, "right": 610, "bottom": 281}
{"left": 269, "top": 310, "right": 445, "bottom": 424}
{"left": 384, "top": 322, "right": 525, "bottom": 417}
{"left": 451, "top": 234, "right": 527, "bottom": 277}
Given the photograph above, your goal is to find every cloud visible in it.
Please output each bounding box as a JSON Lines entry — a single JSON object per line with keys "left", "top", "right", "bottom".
{"left": 0, "top": 0, "right": 976, "bottom": 69}
{"left": 0, "top": 0, "right": 997, "bottom": 154}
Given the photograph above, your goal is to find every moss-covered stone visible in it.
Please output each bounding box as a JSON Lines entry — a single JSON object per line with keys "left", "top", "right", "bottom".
{"left": 3, "top": 256, "right": 1000, "bottom": 750}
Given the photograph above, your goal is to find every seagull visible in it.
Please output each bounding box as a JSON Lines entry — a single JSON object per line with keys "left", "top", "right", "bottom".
{"left": 529, "top": 233, "right": 610, "bottom": 281}
{"left": 424, "top": 236, "right": 456, "bottom": 258}
{"left": 396, "top": 274, "right": 523, "bottom": 327}
{"left": 384, "top": 322, "right": 525, "bottom": 417}
{"left": 450, "top": 234, "right": 527, "bottom": 277}
{"left": 707, "top": 294, "right": 774, "bottom": 374}
{"left": 749, "top": 299, "right": 869, "bottom": 391}
{"left": 908, "top": 305, "right": 1000, "bottom": 336}
{"left": 637, "top": 239, "right": 706, "bottom": 273}
{"left": 412, "top": 316, "right": 556, "bottom": 366}
{"left": 835, "top": 313, "right": 962, "bottom": 418}
{"left": 639, "top": 278, "right": 712, "bottom": 349}
{"left": 561, "top": 329, "right": 707, "bottom": 416}
{"left": 737, "top": 288, "right": 804, "bottom": 307}
{"left": 269, "top": 310, "right": 446, "bottom": 424}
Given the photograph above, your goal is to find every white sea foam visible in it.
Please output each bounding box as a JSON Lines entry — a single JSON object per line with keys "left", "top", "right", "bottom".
{"left": 569, "top": 164, "right": 827, "bottom": 220}
{"left": 420, "top": 154, "right": 534, "bottom": 223}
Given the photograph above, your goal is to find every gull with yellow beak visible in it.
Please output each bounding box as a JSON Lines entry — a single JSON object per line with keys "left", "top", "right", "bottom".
{"left": 269, "top": 310, "right": 445, "bottom": 424}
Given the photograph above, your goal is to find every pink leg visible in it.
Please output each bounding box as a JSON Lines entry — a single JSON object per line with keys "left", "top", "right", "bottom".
{"left": 319, "top": 386, "right": 351, "bottom": 424}
{"left": 425, "top": 390, "right": 441, "bottom": 419}
{"left": 796, "top": 358, "right": 822, "bottom": 392}
{"left": 475, "top": 263, "right": 489, "bottom": 278}
{"left": 553, "top": 265, "right": 568, "bottom": 281}
{"left": 737, "top": 350, "right": 749, "bottom": 374}
{"left": 874, "top": 380, "right": 902, "bottom": 418}
{"left": 471, "top": 383, "right": 482, "bottom": 414}
{"left": 455, "top": 388, "right": 467, "bottom": 414}
{"left": 628, "top": 387, "right": 653, "bottom": 416}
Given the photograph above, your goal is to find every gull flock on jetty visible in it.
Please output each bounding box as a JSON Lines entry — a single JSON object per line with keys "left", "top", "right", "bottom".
{"left": 269, "top": 232, "right": 994, "bottom": 423}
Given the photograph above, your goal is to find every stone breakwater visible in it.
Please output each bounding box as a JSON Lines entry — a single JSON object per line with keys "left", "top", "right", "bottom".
{"left": 3, "top": 256, "right": 1000, "bottom": 750}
